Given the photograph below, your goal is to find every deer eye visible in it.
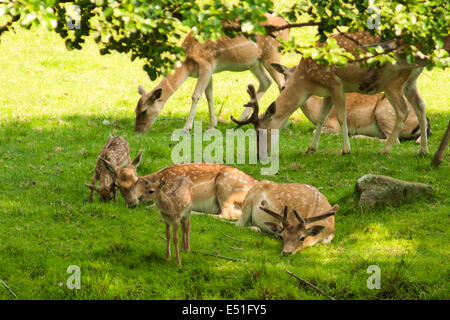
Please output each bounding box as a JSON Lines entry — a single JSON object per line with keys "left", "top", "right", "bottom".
{"left": 141, "top": 110, "right": 147, "bottom": 116}
{"left": 148, "top": 190, "right": 154, "bottom": 194}
{"left": 299, "top": 236, "right": 306, "bottom": 241}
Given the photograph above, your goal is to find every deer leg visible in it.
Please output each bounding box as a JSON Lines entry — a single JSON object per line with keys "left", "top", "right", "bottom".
{"left": 382, "top": 82, "right": 410, "bottom": 154}
{"left": 330, "top": 89, "right": 351, "bottom": 154}
{"left": 183, "top": 66, "right": 213, "bottom": 132}
{"left": 172, "top": 222, "right": 181, "bottom": 265}
{"left": 182, "top": 212, "right": 191, "bottom": 252}
{"left": 204, "top": 78, "right": 217, "bottom": 129}
{"left": 307, "top": 97, "right": 334, "bottom": 152}
{"left": 403, "top": 68, "right": 428, "bottom": 155}
{"left": 165, "top": 222, "right": 171, "bottom": 261}
{"left": 88, "top": 175, "right": 97, "bottom": 202}
{"left": 112, "top": 185, "right": 117, "bottom": 202}
{"left": 300, "top": 231, "right": 335, "bottom": 251}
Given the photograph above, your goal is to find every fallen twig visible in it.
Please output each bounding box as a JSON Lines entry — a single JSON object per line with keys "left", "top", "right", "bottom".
{"left": 222, "top": 232, "right": 245, "bottom": 243}
{"left": 285, "top": 269, "right": 335, "bottom": 300}
{"left": 0, "top": 277, "right": 17, "bottom": 298}
{"left": 203, "top": 253, "right": 246, "bottom": 262}
{"left": 228, "top": 246, "right": 244, "bottom": 250}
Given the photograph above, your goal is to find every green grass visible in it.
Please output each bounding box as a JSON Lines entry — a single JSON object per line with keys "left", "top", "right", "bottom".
{"left": 0, "top": 20, "right": 449, "bottom": 300}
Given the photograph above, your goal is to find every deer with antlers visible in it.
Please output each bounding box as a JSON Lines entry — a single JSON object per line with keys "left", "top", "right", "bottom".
{"left": 137, "top": 163, "right": 258, "bottom": 220}
{"left": 232, "top": 30, "right": 430, "bottom": 155}
{"left": 270, "top": 63, "right": 431, "bottom": 143}
{"left": 238, "top": 180, "right": 338, "bottom": 254}
{"left": 135, "top": 13, "right": 289, "bottom": 133}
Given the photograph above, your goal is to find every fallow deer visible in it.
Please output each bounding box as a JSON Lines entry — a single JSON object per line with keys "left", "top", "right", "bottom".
{"left": 146, "top": 177, "right": 194, "bottom": 265}
{"left": 138, "top": 163, "right": 258, "bottom": 220}
{"left": 85, "top": 136, "right": 131, "bottom": 202}
{"left": 232, "top": 30, "right": 430, "bottom": 155}
{"left": 271, "top": 63, "right": 431, "bottom": 143}
{"left": 238, "top": 180, "right": 338, "bottom": 254}
{"left": 135, "top": 13, "right": 289, "bottom": 133}
{"left": 98, "top": 151, "right": 143, "bottom": 208}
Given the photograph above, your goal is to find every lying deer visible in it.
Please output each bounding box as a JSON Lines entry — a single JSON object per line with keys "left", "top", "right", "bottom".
{"left": 271, "top": 63, "right": 431, "bottom": 143}
{"left": 146, "top": 177, "right": 194, "bottom": 265}
{"left": 138, "top": 163, "right": 258, "bottom": 220}
{"left": 238, "top": 180, "right": 338, "bottom": 254}
{"left": 85, "top": 136, "right": 131, "bottom": 202}
{"left": 232, "top": 30, "right": 430, "bottom": 155}
{"left": 135, "top": 13, "right": 289, "bottom": 133}
{"left": 98, "top": 151, "right": 143, "bottom": 207}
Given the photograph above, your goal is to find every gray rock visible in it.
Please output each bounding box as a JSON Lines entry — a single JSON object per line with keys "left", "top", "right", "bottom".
{"left": 356, "top": 174, "right": 434, "bottom": 208}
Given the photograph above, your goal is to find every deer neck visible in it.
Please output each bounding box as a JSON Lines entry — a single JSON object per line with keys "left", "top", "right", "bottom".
{"left": 299, "top": 96, "right": 324, "bottom": 125}
{"left": 263, "top": 77, "right": 311, "bottom": 129}
{"left": 156, "top": 63, "right": 191, "bottom": 104}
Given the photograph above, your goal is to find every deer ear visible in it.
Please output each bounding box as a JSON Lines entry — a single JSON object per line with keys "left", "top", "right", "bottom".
{"left": 306, "top": 225, "right": 326, "bottom": 237}
{"left": 99, "top": 157, "right": 118, "bottom": 176}
{"left": 264, "top": 222, "right": 282, "bottom": 234}
{"left": 265, "top": 102, "right": 276, "bottom": 118}
{"left": 138, "top": 85, "right": 147, "bottom": 96}
{"left": 150, "top": 88, "right": 162, "bottom": 102}
{"left": 132, "top": 151, "right": 143, "bottom": 167}
{"left": 85, "top": 183, "right": 100, "bottom": 192}
{"left": 271, "top": 63, "right": 288, "bottom": 77}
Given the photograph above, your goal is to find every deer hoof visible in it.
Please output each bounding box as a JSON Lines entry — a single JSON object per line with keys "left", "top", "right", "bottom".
{"left": 306, "top": 147, "right": 317, "bottom": 153}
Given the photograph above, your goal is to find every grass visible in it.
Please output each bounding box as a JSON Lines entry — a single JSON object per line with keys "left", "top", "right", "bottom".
{"left": 0, "top": 19, "right": 449, "bottom": 299}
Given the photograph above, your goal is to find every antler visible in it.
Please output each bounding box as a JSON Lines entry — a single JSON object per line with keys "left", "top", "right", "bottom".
{"left": 304, "top": 204, "right": 339, "bottom": 224}
{"left": 292, "top": 210, "right": 306, "bottom": 225}
{"left": 230, "top": 84, "right": 260, "bottom": 128}
{"left": 259, "top": 205, "right": 283, "bottom": 221}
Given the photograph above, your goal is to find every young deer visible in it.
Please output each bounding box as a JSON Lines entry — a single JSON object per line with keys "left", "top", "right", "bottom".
{"left": 98, "top": 151, "right": 143, "bottom": 207}
{"left": 85, "top": 136, "right": 131, "bottom": 202}
{"left": 232, "top": 30, "right": 430, "bottom": 155}
{"left": 238, "top": 180, "right": 338, "bottom": 254}
{"left": 135, "top": 13, "right": 289, "bottom": 133}
{"left": 138, "top": 163, "right": 258, "bottom": 220}
{"left": 271, "top": 63, "right": 431, "bottom": 143}
{"left": 146, "top": 177, "right": 194, "bottom": 265}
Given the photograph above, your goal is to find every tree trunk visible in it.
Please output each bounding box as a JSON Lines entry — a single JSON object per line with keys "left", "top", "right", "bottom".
{"left": 431, "top": 120, "right": 450, "bottom": 167}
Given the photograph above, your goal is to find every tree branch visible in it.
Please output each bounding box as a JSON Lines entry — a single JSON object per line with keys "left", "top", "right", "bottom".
{"left": 285, "top": 269, "right": 335, "bottom": 300}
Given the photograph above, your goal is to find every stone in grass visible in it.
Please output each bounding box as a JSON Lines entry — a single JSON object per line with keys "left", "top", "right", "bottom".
{"left": 356, "top": 174, "right": 434, "bottom": 209}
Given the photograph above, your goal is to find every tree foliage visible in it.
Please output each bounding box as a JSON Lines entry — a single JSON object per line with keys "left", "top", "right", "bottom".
{"left": 0, "top": 0, "right": 448, "bottom": 80}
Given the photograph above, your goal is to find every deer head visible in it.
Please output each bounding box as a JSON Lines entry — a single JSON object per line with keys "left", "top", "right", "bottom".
{"left": 135, "top": 86, "right": 163, "bottom": 132}
{"left": 260, "top": 203, "right": 339, "bottom": 255}
{"left": 85, "top": 182, "right": 114, "bottom": 202}
{"left": 271, "top": 63, "right": 296, "bottom": 90}
{"left": 99, "top": 152, "right": 143, "bottom": 207}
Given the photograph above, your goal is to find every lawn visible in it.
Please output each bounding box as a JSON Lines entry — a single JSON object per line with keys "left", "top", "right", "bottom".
{"left": 0, "top": 18, "right": 449, "bottom": 299}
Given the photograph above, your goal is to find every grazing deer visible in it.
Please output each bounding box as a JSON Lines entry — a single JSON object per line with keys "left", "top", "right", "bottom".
{"left": 135, "top": 13, "right": 289, "bottom": 133}
{"left": 85, "top": 136, "right": 131, "bottom": 202}
{"left": 138, "top": 163, "right": 258, "bottom": 220}
{"left": 98, "top": 151, "right": 143, "bottom": 208}
{"left": 238, "top": 180, "right": 338, "bottom": 254}
{"left": 146, "top": 177, "right": 194, "bottom": 265}
{"left": 232, "top": 30, "right": 430, "bottom": 155}
{"left": 270, "top": 63, "right": 431, "bottom": 143}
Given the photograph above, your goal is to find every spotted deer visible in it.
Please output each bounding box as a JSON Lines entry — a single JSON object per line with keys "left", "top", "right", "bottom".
{"left": 232, "top": 30, "right": 430, "bottom": 155}
{"left": 146, "top": 177, "right": 194, "bottom": 265}
{"left": 85, "top": 136, "right": 131, "bottom": 202}
{"left": 98, "top": 151, "right": 143, "bottom": 208}
{"left": 238, "top": 180, "right": 337, "bottom": 254}
{"left": 138, "top": 163, "right": 258, "bottom": 219}
{"left": 135, "top": 13, "right": 289, "bottom": 133}
{"left": 271, "top": 63, "right": 431, "bottom": 143}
